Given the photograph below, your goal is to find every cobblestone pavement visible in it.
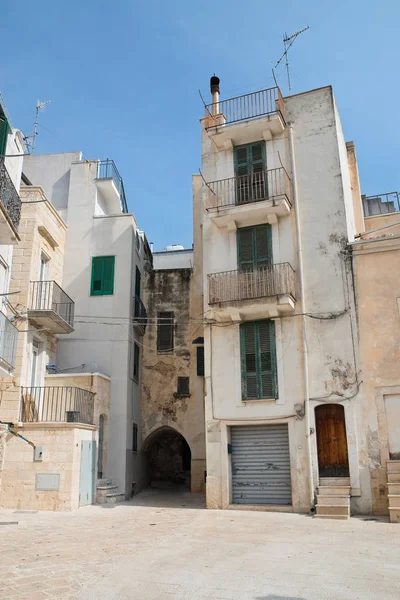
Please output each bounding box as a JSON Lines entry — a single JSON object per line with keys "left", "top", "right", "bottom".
{"left": 0, "top": 488, "right": 399, "bottom": 600}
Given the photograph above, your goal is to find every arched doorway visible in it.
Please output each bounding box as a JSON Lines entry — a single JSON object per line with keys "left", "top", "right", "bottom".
{"left": 315, "top": 404, "right": 350, "bottom": 477}
{"left": 143, "top": 427, "right": 191, "bottom": 488}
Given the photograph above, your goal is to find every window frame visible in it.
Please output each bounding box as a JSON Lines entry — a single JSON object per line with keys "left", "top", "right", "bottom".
{"left": 157, "top": 311, "right": 174, "bottom": 353}
{"left": 196, "top": 346, "right": 205, "bottom": 377}
{"left": 176, "top": 376, "right": 190, "bottom": 397}
{"left": 90, "top": 256, "right": 115, "bottom": 296}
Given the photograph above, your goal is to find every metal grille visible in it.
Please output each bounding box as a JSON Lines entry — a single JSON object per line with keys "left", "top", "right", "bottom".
{"left": 0, "top": 311, "right": 18, "bottom": 369}
{"left": 0, "top": 159, "right": 21, "bottom": 231}
{"left": 208, "top": 263, "right": 295, "bottom": 305}
{"left": 207, "top": 168, "right": 292, "bottom": 211}
{"left": 231, "top": 424, "right": 292, "bottom": 506}
{"left": 97, "top": 159, "right": 128, "bottom": 213}
{"left": 205, "top": 86, "right": 285, "bottom": 127}
{"left": 20, "top": 386, "right": 95, "bottom": 425}
{"left": 362, "top": 192, "right": 400, "bottom": 217}
{"left": 29, "top": 281, "right": 74, "bottom": 328}
{"left": 133, "top": 295, "right": 147, "bottom": 333}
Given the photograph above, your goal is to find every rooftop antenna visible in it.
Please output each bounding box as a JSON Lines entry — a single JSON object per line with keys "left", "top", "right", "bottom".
{"left": 274, "top": 26, "right": 309, "bottom": 92}
{"left": 23, "top": 99, "right": 51, "bottom": 154}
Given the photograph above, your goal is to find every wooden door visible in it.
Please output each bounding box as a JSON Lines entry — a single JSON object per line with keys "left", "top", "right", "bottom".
{"left": 315, "top": 404, "right": 349, "bottom": 477}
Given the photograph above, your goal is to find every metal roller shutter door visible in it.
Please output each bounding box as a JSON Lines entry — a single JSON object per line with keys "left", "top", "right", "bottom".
{"left": 231, "top": 424, "right": 292, "bottom": 506}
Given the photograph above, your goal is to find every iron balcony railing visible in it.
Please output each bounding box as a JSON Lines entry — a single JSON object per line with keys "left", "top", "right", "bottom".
{"left": 205, "top": 86, "right": 285, "bottom": 128}
{"left": 0, "top": 159, "right": 22, "bottom": 232}
{"left": 206, "top": 167, "right": 292, "bottom": 211}
{"left": 133, "top": 295, "right": 147, "bottom": 332}
{"left": 20, "top": 386, "right": 95, "bottom": 425}
{"left": 208, "top": 263, "right": 296, "bottom": 305}
{"left": 29, "top": 281, "right": 75, "bottom": 328}
{"left": 97, "top": 159, "right": 128, "bottom": 213}
{"left": 0, "top": 310, "right": 18, "bottom": 369}
{"left": 362, "top": 192, "right": 400, "bottom": 217}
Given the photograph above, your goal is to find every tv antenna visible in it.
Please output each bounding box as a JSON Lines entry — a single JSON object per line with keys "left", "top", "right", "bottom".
{"left": 274, "top": 26, "right": 309, "bottom": 92}
{"left": 23, "top": 99, "right": 51, "bottom": 154}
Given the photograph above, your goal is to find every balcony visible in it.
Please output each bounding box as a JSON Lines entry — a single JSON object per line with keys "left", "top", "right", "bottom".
{"left": 133, "top": 295, "right": 147, "bottom": 334}
{"left": 20, "top": 386, "right": 95, "bottom": 425}
{"left": 204, "top": 87, "right": 285, "bottom": 148}
{"left": 94, "top": 159, "right": 128, "bottom": 214}
{"left": 362, "top": 192, "right": 400, "bottom": 217}
{"left": 28, "top": 281, "right": 74, "bottom": 334}
{"left": 0, "top": 159, "right": 21, "bottom": 244}
{"left": 206, "top": 168, "right": 292, "bottom": 228}
{"left": 208, "top": 263, "right": 296, "bottom": 321}
{"left": 0, "top": 311, "right": 18, "bottom": 375}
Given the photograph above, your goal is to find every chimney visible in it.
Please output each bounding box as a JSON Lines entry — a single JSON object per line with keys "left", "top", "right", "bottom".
{"left": 210, "top": 74, "right": 220, "bottom": 116}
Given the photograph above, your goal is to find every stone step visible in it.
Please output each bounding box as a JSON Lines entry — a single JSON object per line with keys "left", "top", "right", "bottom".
{"left": 315, "top": 505, "right": 350, "bottom": 518}
{"left": 388, "top": 483, "right": 400, "bottom": 495}
{"left": 314, "top": 514, "right": 349, "bottom": 520}
{"left": 389, "top": 507, "right": 400, "bottom": 523}
{"left": 387, "top": 472, "right": 400, "bottom": 483}
{"left": 388, "top": 495, "right": 400, "bottom": 508}
{"left": 104, "top": 492, "right": 125, "bottom": 504}
{"left": 319, "top": 477, "right": 350, "bottom": 486}
{"left": 318, "top": 486, "right": 351, "bottom": 496}
{"left": 386, "top": 461, "right": 400, "bottom": 473}
{"left": 97, "top": 477, "right": 112, "bottom": 486}
{"left": 316, "top": 495, "right": 350, "bottom": 506}
{"left": 97, "top": 485, "right": 118, "bottom": 492}
{"left": 96, "top": 485, "right": 118, "bottom": 503}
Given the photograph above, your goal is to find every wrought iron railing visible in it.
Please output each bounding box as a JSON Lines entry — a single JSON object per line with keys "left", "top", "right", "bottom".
{"left": 0, "top": 310, "right": 18, "bottom": 369}
{"left": 206, "top": 167, "right": 292, "bottom": 210}
{"left": 208, "top": 263, "right": 296, "bottom": 305}
{"left": 0, "top": 159, "right": 21, "bottom": 231}
{"left": 29, "top": 281, "right": 74, "bottom": 328}
{"left": 97, "top": 159, "right": 128, "bottom": 213}
{"left": 205, "top": 86, "right": 285, "bottom": 128}
{"left": 20, "top": 386, "right": 95, "bottom": 424}
{"left": 362, "top": 192, "right": 400, "bottom": 217}
{"left": 133, "top": 295, "right": 147, "bottom": 332}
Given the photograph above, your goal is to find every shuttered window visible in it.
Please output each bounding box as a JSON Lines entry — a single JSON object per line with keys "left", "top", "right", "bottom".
{"left": 240, "top": 320, "right": 277, "bottom": 400}
{"left": 237, "top": 224, "right": 272, "bottom": 270}
{"left": 157, "top": 311, "right": 174, "bottom": 352}
{"left": 177, "top": 376, "right": 190, "bottom": 396}
{"left": 132, "top": 423, "right": 138, "bottom": 451}
{"left": 90, "top": 256, "right": 115, "bottom": 296}
{"left": 135, "top": 266, "right": 141, "bottom": 298}
{"left": 0, "top": 116, "right": 9, "bottom": 157}
{"left": 196, "top": 346, "right": 205, "bottom": 376}
{"left": 133, "top": 342, "right": 140, "bottom": 382}
{"left": 234, "top": 142, "right": 266, "bottom": 204}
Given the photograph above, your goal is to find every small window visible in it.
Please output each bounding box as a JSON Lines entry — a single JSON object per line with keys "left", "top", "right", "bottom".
{"left": 157, "top": 311, "right": 174, "bottom": 352}
{"left": 177, "top": 377, "right": 189, "bottom": 396}
{"left": 133, "top": 342, "right": 140, "bottom": 382}
{"left": 132, "top": 423, "right": 138, "bottom": 451}
{"left": 91, "top": 256, "right": 115, "bottom": 296}
{"left": 196, "top": 346, "right": 204, "bottom": 376}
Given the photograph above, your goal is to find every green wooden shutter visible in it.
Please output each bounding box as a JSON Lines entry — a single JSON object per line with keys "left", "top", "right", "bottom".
{"left": 240, "top": 322, "right": 258, "bottom": 399}
{"left": 157, "top": 311, "right": 174, "bottom": 352}
{"left": 254, "top": 224, "right": 272, "bottom": 267}
{"left": 135, "top": 266, "right": 141, "bottom": 297}
{"left": 196, "top": 346, "right": 205, "bottom": 376}
{"left": 133, "top": 342, "right": 140, "bottom": 381}
{"left": 234, "top": 146, "right": 250, "bottom": 204}
{"left": 240, "top": 320, "right": 278, "bottom": 400}
{"left": 0, "top": 116, "right": 9, "bottom": 157}
{"left": 237, "top": 228, "right": 255, "bottom": 270}
{"left": 250, "top": 143, "right": 265, "bottom": 173}
{"left": 91, "top": 256, "right": 115, "bottom": 296}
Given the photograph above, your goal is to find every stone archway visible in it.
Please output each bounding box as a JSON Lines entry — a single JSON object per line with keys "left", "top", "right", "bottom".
{"left": 142, "top": 427, "right": 191, "bottom": 488}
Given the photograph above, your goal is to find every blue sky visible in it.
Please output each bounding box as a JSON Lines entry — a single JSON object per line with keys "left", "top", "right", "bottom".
{"left": 2, "top": 0, "right": 399, "bottom": 250}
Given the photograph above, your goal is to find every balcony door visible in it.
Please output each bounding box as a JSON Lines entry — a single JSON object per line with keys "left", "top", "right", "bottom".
{"left": 38, "top": 253, "right": 50, "bottom": 310}
{"left": 234, "top": 142, "right": 266, "bottom": 205}
{"left": 237, "top": 225, "right": 273, "bottom": 272}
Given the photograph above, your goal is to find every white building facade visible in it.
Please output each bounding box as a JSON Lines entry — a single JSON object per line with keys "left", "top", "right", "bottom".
{"left": 23, "top": 154, "right": 151, "bottom": 498}
{"left": 198, "top": 79, "right": 368, "bottom": 516}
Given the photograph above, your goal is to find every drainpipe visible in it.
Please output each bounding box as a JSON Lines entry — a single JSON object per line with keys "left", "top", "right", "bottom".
{"left": 288, "top": 123, "right": 314, "bottom": 509}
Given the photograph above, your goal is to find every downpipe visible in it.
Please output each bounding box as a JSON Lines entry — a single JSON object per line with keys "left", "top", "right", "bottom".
{"left": 288, "top": 123, "right": 315, "bottom": 510}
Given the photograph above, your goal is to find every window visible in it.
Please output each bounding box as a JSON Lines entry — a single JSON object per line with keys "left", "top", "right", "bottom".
{"left": 0, "top": 116, "right": 9, "bottom": 157}
{"left": 132, "top": 423, "right": 138, "bottom": 452}
{"left": 177, "top": 377, "right": 190, "bottom": 396}
{"left": 240, "top": 320, "right": 277, "bottom": 400}
{"left": 237, "top": 224, "right": 272, "bottom": 271}
{"left": 90, "top": 256, "right": 115, "bottom": 296}
{"left": 196, "top": 346, "right": 204, "bottom": 376}
{"left": 133, "top": 342, "right": 140, "bottom": 382}
{"left": 234, "top": 142, "right": 266, "bottom": 204}
{"left": 157, "top": 311, "right": 174, "bottom": 352}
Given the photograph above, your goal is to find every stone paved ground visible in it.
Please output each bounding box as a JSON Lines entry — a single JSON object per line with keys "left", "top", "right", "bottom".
{"left": 0, "top": 488, "right": 399, "bottom": 600}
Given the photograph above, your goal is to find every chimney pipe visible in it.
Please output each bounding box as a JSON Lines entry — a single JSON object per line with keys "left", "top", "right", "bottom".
{"left": 210, "top": 74, "right": 220, "bottom": 116}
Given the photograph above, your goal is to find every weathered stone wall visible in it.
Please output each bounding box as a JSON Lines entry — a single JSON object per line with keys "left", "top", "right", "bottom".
{"left": 141, "top": 267, "right": 206, "bottom": 492}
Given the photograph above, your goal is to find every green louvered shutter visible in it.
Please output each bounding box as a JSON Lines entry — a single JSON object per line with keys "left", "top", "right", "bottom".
{"left": 234, "top": 143, "right": 266, "bottom": 203}
{"left": 237, "top": 228, "right": 254, "bottom": 270}
{"left": 102, "top": 257, "right": 115, "bottom": 294}
{"left": 0, "top": 116, "right": 9, "bottom": 157}
{"left": 237, "top": 225, "right": 272, "bottom": 270}
{"left": 135, "top": 266, "right": 141, "bottom": 297}
{"left": 240, "top": 320, "right": 278, "bottom": 400}
{"left": 255, "top": 224, "right": 272, "bottom": 267}
{"left": 234, "top": 146, "right": 250, "bottom": 204}
{"left": 91, "top": 256, "right": 115, "bottom": 296}
{"left": 240, "top": 322, "right": 258, "bottom": 399}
